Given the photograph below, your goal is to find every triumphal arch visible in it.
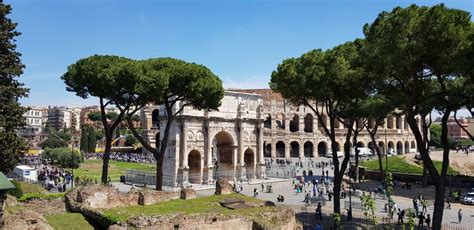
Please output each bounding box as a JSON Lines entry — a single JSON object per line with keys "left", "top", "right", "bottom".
{"left": 141, "top": 91, "right": 265, "bottom": 187}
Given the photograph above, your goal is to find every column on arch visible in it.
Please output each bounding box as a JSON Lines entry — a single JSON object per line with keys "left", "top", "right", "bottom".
{"left": 258, "top": 123, "right": 264, "bottom": 164}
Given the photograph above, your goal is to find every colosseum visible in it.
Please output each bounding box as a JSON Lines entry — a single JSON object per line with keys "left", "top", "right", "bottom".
{"left": 141, "top": 89, "right": 419, "bottom": 187}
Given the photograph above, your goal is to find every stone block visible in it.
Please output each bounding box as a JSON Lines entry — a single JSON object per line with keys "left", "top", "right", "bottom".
{"left": 215, "top": 179, "right": 233, "bottom": 195}
{"left": 180, "top": 188, "right": 197, "bottom": 200}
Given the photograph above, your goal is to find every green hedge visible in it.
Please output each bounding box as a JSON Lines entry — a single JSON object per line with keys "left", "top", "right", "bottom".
{"left": 7, "top": 180, "right": 23, "bottom": 198}
{"left": 18, "top": 192, "right": 65, "bottom": 202}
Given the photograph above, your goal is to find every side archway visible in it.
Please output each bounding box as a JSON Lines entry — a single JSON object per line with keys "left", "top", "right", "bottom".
{"left": 188, "top": 150, "right": 202, "bottom": 184}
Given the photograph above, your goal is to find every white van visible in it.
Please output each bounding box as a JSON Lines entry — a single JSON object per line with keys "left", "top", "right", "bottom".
{"left": 350, "top": 147, "right": 373, "bottom": 156}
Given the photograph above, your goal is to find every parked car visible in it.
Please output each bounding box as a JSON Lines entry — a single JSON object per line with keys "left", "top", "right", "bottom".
{"left": 461, "top": 192, "right": 474, "bottom": 205}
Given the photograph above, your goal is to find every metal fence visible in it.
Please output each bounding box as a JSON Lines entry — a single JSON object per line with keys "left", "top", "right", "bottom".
{"left": 298, "top": 206, "right": 474, "bottom": 230}
{"left": 125, "top": 169, "right": 174, "bottom": 187}
{"left": 265, "top": 166, "right": 295, "bottom": 179}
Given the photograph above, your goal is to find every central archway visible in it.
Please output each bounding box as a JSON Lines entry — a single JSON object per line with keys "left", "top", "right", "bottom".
{"left": 212, "top": 131, "right": 235, "bottom": 178}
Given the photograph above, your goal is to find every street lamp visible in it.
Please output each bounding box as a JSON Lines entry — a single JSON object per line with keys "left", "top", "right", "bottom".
{"left": 384, "top": 127, "right": 388, "bottom": 172}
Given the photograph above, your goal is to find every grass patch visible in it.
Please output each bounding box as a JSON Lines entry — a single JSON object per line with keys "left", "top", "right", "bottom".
{"left": 361, "top": 156, "right": 422, "bottom": 174}
{"left": 102, "top": 193, "right": 278, "bottom": 226}
{"left": 18, "top": 192, "right": 65, "bottom": 202}
{"left": 361, "top": 156, "right": 459, "bottom": 175}
{"left": 75, "top": 159, "right": 155, "bottom": 182}
{"left": 17, "top": 181, "right": 48, "bottom": 194}
{"left": 45, "top": 212, "right": 94, "bottom": 230}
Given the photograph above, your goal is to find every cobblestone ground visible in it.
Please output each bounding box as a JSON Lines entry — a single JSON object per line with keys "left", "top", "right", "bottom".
{"left": 239, "top": 157, "right": 474, "bottom": 229}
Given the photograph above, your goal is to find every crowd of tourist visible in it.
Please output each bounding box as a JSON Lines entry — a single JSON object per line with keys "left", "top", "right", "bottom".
{"left": 35, "top": 165, "right": 72, "bottom": 192}
{"left": 84, "top": 152, "right": 155, "bottom": 164}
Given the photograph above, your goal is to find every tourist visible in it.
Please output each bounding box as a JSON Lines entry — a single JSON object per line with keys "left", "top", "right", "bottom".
{"left": 458, "top": 209, "right": 463, "bottom": 223}
{"left": 315, "top": 202, "right": 322, "bottom": 220}
{"left": 261, "top": 182, "right": 264, "bottom": 192}
{"left": 397, "top": 209, "right": 403, "bottom": 224}
{"left": 253, "top": 188, "right": 258, "bottom": 197}
{"left": 421, "top": 199, "right": 427, "bottom": 213}
{"left": 425, "top": 214, "right": 431, "bottom": 230}
{"left": 315, "top": 223, "right": 323, "bottom": 230}
{"left": 417, "top": 213, "right": 425, "bottom": 229}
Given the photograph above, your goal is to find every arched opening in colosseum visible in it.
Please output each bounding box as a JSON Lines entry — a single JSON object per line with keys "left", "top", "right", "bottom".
{"left": 188, "top": 150, "right": 202, "bottom": 184}
{"left": 276, "top": 113, "right": 285, "bottom": 130}
{"left": 388, "top": 141, "right": 394, "bottom": 154}
{"left": 368, "top": 142, "right": 375, "bottom": 152}
{"left": 356, "top": 142, "right": 365, "bottom": 148}
{"left": 396, "top": 116, "right": 402, "bottom": 129}
{"left": 276, "top": 141, "right": 285, "bottom": 158}
{"left": 290, "top": 114, "right": 299, "bottom": 132}
{"left": 378, "top": 142, "right": 385, "bottom": 154}
{"left": 318, "top": 114, "right": 327, "bottom": 129}
{"left": 290, "top": 141, "right": 299, "bottom": 157}
{"left": 304, "top": 114, "right": 313, "bottom": 133}
{"left": 213, "top": 131, "right": 235, "bottom": 176}
{"left": 405, "top": 141, "right": 410, "bottom": 154}
{"left": 317, "top": 142, "right": 327, "bottom": 156}
{"left": 304, "top": 141, "right": 313, "bottom": 157}
{"left": 264, "top": 142, "right": 271, "bottom": 157}
{"left": 264, "top": 114, "right": 272, "bottom": 129}
{"left": 368, "top": 119, "right": 375, "bottom": 129}
{"left": 387, "top": 115, "right": 394, "bottom": 129}
{"left": 411, "top": 141, "right": 416, "bottom": 151}
{"left": 152, "top": 109, "right": 160, "bottom": 128}
{"left": 396, "top": 141, "right": 403, "bottom": 155}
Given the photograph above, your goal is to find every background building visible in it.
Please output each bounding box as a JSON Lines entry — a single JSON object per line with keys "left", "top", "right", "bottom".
{"left": 448, "top": 117, "right": 470, "bottom": 140}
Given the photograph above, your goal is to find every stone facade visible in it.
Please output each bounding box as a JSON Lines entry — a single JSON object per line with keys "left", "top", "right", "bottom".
{"left": 142, "top": 91, "right": 265, "bottom": 187}
{"left": 142, "top": 89, "right": 419, "bottom": 187}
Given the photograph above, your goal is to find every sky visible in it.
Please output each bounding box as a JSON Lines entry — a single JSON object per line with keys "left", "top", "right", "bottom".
{"left": 7, "top": 0, "right": 474, "bottom": 107}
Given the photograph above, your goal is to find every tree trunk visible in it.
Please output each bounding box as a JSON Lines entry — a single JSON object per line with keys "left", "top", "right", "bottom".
{"left": 353, "top": 131, "right": 359, "bottom": 183}
{"left": 432, "top": 182, "right": 446, "bottom": 230}
{"left": 333, "top": 177, "right": 342, "bottom": 214}
{"left": 368, "top": 129, "right": 384, "bottom": 181}
{"left": 101, "top": 135, "right": 112, "bottom": 184}
{"left": 156, "top": 115, "right": 174, "bottom": 191}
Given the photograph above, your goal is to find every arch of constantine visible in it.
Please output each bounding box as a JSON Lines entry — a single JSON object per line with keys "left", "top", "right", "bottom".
{"left": 141, "top": 89, "right": 419, "bottom": 187}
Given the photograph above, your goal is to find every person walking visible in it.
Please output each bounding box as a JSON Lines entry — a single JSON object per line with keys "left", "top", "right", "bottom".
{"left": 417, "top": 213, "right": 425, "bottom": 230}
{"left": 315, "top": 202, "right": 323, "bottom": 220}
{"left": 425, "top": 214, "right": 431, "bottom": 230}
{"left": 458, "top": 209, "right": 463, "bottom": 223}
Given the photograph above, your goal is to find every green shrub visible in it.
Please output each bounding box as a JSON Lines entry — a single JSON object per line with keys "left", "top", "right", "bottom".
{"left": 18, "top": 192, "right": 65, "bottom": 202}
{"left": 102, "top": 212, "right": 120, "bottom": 226}
{"left": 7, "top": 180, "right": 23, "bottom": 198}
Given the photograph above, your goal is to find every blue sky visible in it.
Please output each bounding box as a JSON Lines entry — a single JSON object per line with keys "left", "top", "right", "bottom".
{"left": 8, "top": 0, "right": 473, "bottom": 106}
